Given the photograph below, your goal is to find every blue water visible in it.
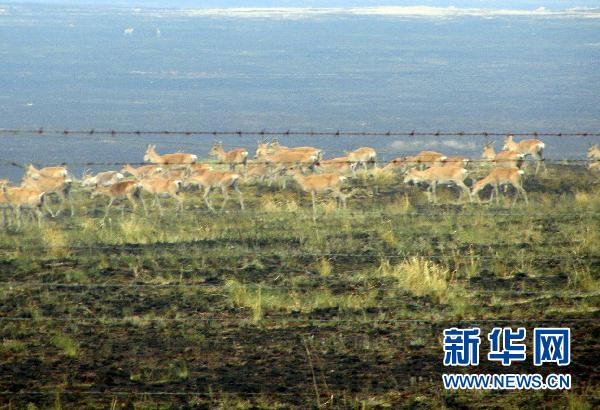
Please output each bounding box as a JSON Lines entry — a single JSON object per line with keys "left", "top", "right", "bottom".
{"left": 1, "top": 4, "right": 599, "bottom": 179}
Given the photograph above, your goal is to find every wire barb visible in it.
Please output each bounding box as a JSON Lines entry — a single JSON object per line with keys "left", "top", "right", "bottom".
{"left": 1, "top": 128, "right": 599, "bottom": 137}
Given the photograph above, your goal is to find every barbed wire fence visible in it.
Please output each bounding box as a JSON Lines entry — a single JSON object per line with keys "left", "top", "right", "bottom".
{"left": 1, "top": 128, "right": 599, "bottom": 173}
{"left": 1, "top": 128, "right": 600, "bottom": 137}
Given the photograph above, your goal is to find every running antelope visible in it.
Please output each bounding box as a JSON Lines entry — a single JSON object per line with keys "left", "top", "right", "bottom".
{"left": 383, "top": 157, "right": 408, "bottom": 172}
{"left": 258, "top": 147, "right": 320, "bottom": 181}
{"left": 292, "top": 171, "right": 348, "bottom": 216}
{"left": 588, "top": 144, "right": 600, "bottom": 161}
{"left": 403, "top": 166, "right": 471, "bottom": 203}
{"left": 0, "top": 185, "right": 8, "bottom": 226}
{"left": 144, "top": 144, "right": 198, "bottom": 166}
{"left": 588, "top": 161, "right": 600, "bottom": 172}
{"left": 244, "top": 163, "right": 274, "bottom": 185}
{"left": 442, "top": 156, "right": 470, "bottom": 168}
{"left": 316, "top": 157, "right": 352, "bottom": 175}
{"left": 502, "top": 135, "right": 546, "bottom": 174}
{"left": 164, "top": 168, "right": 189, "bottom": 180}
{"left": 21, "top": 174, "right": 73, "bottom": 217}
{"left": 259, "top": 140, "right": 323, "bottom": 161}
{"left": 81, "top": 170, "right": 124, "bottom": 187}
{"left": 189, "top": 163, "right": 213, "bottom": 175}
{"left": 471, "top": 167, "right": 528, "bottom": 204}
{"left": 138, "top": 178, "right": 184, "bottom": 215}
{"left": 121, "top": 164, "right": 163, "bottom": 179}
{"left": 1, "top": 186, "right": 46, "bottom": 227}
{"left": 91, "top": 180, "right": 142, "bottom": 222}
{"left": 208, "top": 142, "right": 249, "bottom": 171}
{"left": 185, "top": 169, "right": 244, "bottom": 212}
{"left": 406, "top": 151, "right": 448, "bottom": 170}
{"left": 481, "top": 142, "right": 524, "bottom": 169}
{"left": 0, "top": 180, "right": 7, "bottom": 222}
{"left": 25, "top": 164, "right": 68, "bottom": 179}
{"left": 347, "top": 147, "right": 377, "bottom": 173}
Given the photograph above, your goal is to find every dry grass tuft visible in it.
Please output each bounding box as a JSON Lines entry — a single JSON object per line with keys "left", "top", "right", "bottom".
{"left": 376, "top": 257, "right": 452, "bottom": 303}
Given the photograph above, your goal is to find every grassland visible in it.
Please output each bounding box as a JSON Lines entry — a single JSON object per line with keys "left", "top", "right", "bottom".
{"left": 0, "top": 163, "right": 599, "bottom": 409}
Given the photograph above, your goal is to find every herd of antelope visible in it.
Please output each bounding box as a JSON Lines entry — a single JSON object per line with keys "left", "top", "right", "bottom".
{"left": 1, "top": 135, "right": 598, "bottom": 226}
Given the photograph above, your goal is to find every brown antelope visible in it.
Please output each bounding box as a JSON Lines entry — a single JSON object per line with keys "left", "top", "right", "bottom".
{"left": 243, "top": 163, "right": 274, "bottom": 185}
{"left": 91, "top": 180, "right": 142, "bottom": 221}
{"left": 441, "top": 156, "right": 470, "bottom": 168}
{"left": 138, "top": 178, "right": 184, "bottom": 215}
{"left": 208, "top": 142, "right": 249, "bottom": 171}
{"left": 1, "top": 186, "right": 46, "bottom": 227}
{"left": 270, "top": 139, "right": 323, "bottom": 157}
{"left": 502, "top": 135, "right": 546, "bottom": 174}
{"left": 316, "top": 157, "right": 352, "bottom": 175}
{"left": 259, "top": 140, "right": 323, "bottom": 161}
{"left": 0, "top": 185, "right": 8, "bottom": 226}
{"left": 588, "top": 161, "right": 600, "bottom": 172}
{"left": 472, "top": 167, "right": 528, "bottom": 204}
{"left": 121, "top": 164, "right": 163, "bottom": 179}
{"left": 25, "top": 164, "right": 68, "bottom": 179}
{"left": 21, "top": 174, "right": 73, "bottom": 217}
{"left": 164, "top": 168, "right": 189, "bottom": 180}
{"left": 81, "top": 170, "right": 124, "bottom": 187}
{"left": 403, "top": 166, "right": 471, "bottom": 203}
{"left": 189, "top": 163, "right": 213, "bottom": 175}
{"left": 406, "top": 151, "right": 448, "bottom": 170}
{"left": 185, "top": 169, "right": 244, "bottom": 212}
{"left": 481, "top": 142, "right": 524, "bottom": 169}
{"left": 257, "top": 147, "right": 320, "bottom": 180}
{"left": 144, "top": 144, "right": 198, "bottom": 166}
{"left": 382, "top": 157, "right": 409, "bottom": 172}
{"left": 292, "top": 171, "right": 348, "bottom": 216}
{"left": 588, "top": 144, "right": 600, "bottom": 161}
{"left": 347, "top": 147, "right": 377, "bottom": 173}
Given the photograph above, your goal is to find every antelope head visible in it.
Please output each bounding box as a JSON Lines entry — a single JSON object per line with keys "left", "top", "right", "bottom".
{"left": 255, "top": 143, "right": 270, "bottom": 159}
{"left": 25, "top": 164, "right": 41, "bottom": 179}
{"left": 403, "top": 168, "right": 424, "bottom": 185}
{"left": 270, "top": 138, "right": 281, "bottom": 149}
{"left": 208, "top": 141, "right": 223, "bottom": 157}
{"left": 502, "top": 134, "right": 515, "bottom": 151}
{"left": 80, "top": 169, "right": 95, "bottom": 187}
{"left": 482, "top": 141, "right": 495, "bottom": 159}
{"left": 144, "top": 144, "right": 157, "bottom": 162}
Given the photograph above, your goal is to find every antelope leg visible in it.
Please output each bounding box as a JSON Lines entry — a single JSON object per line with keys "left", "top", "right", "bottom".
{"left": 493, "top": 184, "right": 500, "bottom": 205}
{"left": 457, "top": 181, "right": 471, "bottom": 203}
{"left": 103, "top": 198, "right": 114, "bottom": 222}
{"left": 155, "top": 195, "right": 163, "bottom": 216}
{"left": 234, "top": 184, "right": 245, "bottom": 210}
{"left": 203, "top": 186, "right": 215, "bottom": 212}
{"left": 140, "top": 195, "right": 148, "bottom": 216}
{"left": 35, "top": 208, "right": 43, "bottom": 228}
{"left": 68, "top": 190, "right": 75, "bottom": 216}
{"left": 44, "top": 201, "right": 57, "bottom": 218}
{"left": 220, "top": 187, "right": 230, "bottom": 211}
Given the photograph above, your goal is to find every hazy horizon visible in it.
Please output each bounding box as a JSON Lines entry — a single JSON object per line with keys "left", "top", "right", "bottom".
{"left": 2, "top": 1, "right": 600, "bottom": 10}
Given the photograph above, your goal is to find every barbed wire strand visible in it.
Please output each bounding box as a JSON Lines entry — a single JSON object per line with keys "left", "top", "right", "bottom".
{"left": 1, "top": 390, "right": 594, "bottom": 397}
{"left": 1, "top": 128, "right": 600, "bottom": 137}
{"left": 1, "top": 282, "right": 597, "bottom": 297}
{"left": 0, "top": 316, "right": 594, "bottom": 323}
{"left": 2, "top": 203, "right": 599, "bottom": 222}
{"left": 0, "top": 241, "right": 597, "bottom": 260}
